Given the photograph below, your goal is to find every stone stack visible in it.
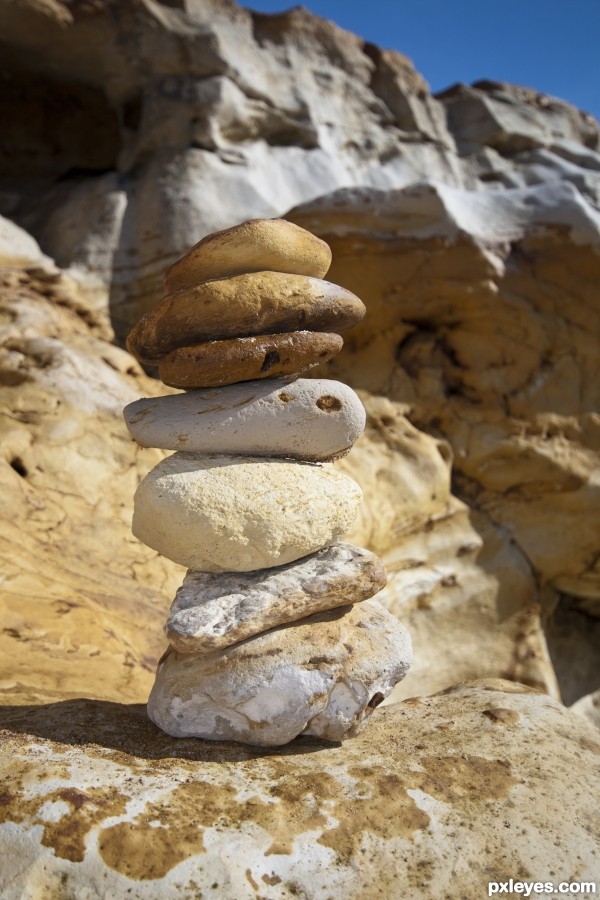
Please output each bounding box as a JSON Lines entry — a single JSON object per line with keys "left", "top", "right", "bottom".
{"left": 124, "top": 218, "right": 412, "bottom": 747}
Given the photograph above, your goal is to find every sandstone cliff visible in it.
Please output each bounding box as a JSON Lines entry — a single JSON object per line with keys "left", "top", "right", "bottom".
{"left": 0, "top": 0, "right": 598, "bottom": 727}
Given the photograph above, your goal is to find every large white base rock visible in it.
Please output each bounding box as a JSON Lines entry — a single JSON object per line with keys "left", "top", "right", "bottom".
{"left": 133, "top": 452, "right": 362, "bottom": 571}
{"left": 148, "top": 599, "right": 412, "bottom": 746}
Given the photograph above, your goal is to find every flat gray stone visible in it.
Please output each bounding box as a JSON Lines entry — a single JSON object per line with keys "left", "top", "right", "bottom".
{"left": 166, "top": 542, "right": 387, "bottom": 654}
{"left": 149, "top": 599, "right": 412, "bottom": 746}
{"left": 124, "top": 377, "right": 366, "bottom": 461}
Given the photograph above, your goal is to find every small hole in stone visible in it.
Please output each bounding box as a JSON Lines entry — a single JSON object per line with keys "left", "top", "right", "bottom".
{"left": 261, "top": 351, "right": 280, "bottom": 372}
{"left": 316, "top": 395, "right": 342, "bottom": 412}
{"left": 368, "top": 692, "right": 385, "bottom": 709}
{"left": 278, "top": 392, "right": 292, "bottom": 402}
{"left": 10, "top": 457, "right": 28, "bottom": 477}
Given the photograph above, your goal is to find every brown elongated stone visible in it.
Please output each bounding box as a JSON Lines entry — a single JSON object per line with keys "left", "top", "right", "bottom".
{"left": 158, "top": 331, "right": 342, "bottom": 389}
{"left": 163, "top": 218, "right": 332, "bottom": 293}
{"left": 126, "top": 271, "right": 364, "bottom": 364}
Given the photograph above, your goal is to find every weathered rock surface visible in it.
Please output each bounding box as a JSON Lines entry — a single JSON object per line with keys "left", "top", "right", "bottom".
{"left": 150, "top": 600, "right": 411, "bottom": 745}
{"left": 0, "top": 0, "right": 456, "bottom": 331}
{"left": 133, "top": 452, "right": 363, "bottom": 572}
{"left": 1, "top": 682, "right": 599, "bottom": 897}
{"left": 127, "top": 271, "right": 364, "bottom": 363}
{"left": 164, "top": 217, "right": 332, "bottom": 292}
{"left": 0, "top": 263, "right": 181, "bottom": 707}
{"left": 166, "top": 542, "right": 387, "bottom": 654}
{"left": 0, "top": 214, "right": 51, "bottom": 269}
{"left": 0, "top": 0, "right": 598, "bottom": 716}
{"left": 572, "top": 689, "right": 600, "bottom": 731}
{"left": 290, "top": 176, "right": 600, "bottom": 705}
{"left": 3, "top": 0, "right": 598, "bottom": 339}
{"left": 124, "top": 377, "right": 366, "bottom": 461}
{"left": 158, "top": 331, "right": 343, "bottom": 388}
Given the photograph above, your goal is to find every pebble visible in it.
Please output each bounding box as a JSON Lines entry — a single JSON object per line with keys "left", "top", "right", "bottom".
{"left": 166, "top": 542, "right": 387, "bottom": 654}
{"left": 123, "top": 377, "right": 366, "bottom": 461}
{"left": 163, "top": 218, "right": 332, "bottom": 293}
{"left": 148, "top": 599, "right": 412, "bottom": 746}
{"left": 158, "top": 331, "right": 342, "bottom": 388}
{"left": 132, "top": 453, "right": 363, "bottom": 571}
{"left": 127, "top": 272, "right": 364, "bottom": 364}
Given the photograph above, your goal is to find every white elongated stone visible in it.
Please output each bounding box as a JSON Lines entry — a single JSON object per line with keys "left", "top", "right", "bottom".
{"left": 132, "top": 453, "right": 362, "bottom": 571}
{"left": 123, "top": 378, "right": 366, "bottom": 460}
{"left": 166, "top": 542, "right": 387, "bottom": 654}
{"left": 148, "top": 599, "right": 412, "bottom": 746}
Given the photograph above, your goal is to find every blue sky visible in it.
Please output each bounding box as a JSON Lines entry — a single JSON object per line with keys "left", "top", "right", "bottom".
{"left": 245, "top": 0, "right": 600, "bottom": 121}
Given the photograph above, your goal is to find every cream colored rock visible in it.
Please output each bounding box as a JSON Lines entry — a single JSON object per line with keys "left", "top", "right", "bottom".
{"left": 0, "top": 266, "right": 180, "bottom": 706}
{"left": 124, "top": 378, "right": 366, "bottom": 461}
{"left": 133, "top": 453, "right": 362, "bottom": 571}
{"left": 1, "top": 683, "right": 599, "bottom": 898}
{"left": 0, "top": 215, "right": 52, "bottom": 268}
{"left": 166, "top": 542, "right": 387, "bottom": 654}
{"left": 127, "top": 271, "right": 364, "bottom": 363}
{"left": 292, "top": 186, "right": 600, "bottom": 603}
{"left": 150, "top": 599, "right": 411, "bottom": 745}
{"left": 163, "top": 218, "right": 332, "bottom": 293}
{"left": 571, "top": 689, "right": 600, "bottom": 730}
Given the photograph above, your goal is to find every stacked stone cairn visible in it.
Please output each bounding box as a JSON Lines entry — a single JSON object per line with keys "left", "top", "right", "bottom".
{"left": 124, "top": 218, "right": 412, "bottom": 747}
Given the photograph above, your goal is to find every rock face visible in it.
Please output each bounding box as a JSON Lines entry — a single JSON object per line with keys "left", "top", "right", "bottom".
{"left": 1, "top": 682, "right": 599, "bottom": 897}
{"left": 0, "top": 251, "right": 180, "bottom": 707}
{"left": 3, "top": 0, "right": 596, "bottom": 339}
{"left": 0, "top": 0, "right": 598, "bottom": 719}
{"left": 289, "top": 179, "right": 600, "bottom": 705}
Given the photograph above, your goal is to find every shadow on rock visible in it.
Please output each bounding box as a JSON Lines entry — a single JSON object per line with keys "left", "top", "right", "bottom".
{"left": 0, "top": 698, "right": 338, "bottom": 762}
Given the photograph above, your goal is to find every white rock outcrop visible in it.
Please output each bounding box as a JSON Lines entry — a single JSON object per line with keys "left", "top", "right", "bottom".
{"left": 1, "top": 682, "right": 599, "bottom": 897}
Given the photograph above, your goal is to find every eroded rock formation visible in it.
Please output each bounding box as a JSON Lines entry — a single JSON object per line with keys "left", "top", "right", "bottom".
{"left": 0, "top": 1, "right": 598, "bottom": 722}
{"left": 1, "top": 0, "right": 600, "bottom": 891}
{"left": 0, "top": 682, "right": 598, "bottom": 896}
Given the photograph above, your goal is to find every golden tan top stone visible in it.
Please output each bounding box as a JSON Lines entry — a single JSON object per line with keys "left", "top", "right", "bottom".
{"left": 127, "top": 271, "right": 364, "bottom": 364}
{"left": 163, "top": 218, "right": 332, "bottom": 293}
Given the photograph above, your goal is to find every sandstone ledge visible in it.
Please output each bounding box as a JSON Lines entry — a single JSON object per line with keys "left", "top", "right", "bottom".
{"left": 0, "top": 681, "right": 598, "bottom": 898}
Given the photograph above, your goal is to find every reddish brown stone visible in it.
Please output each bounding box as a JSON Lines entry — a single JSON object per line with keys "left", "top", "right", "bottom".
{"left": 158, "top": 331, "right": 343, "bottom": 388}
